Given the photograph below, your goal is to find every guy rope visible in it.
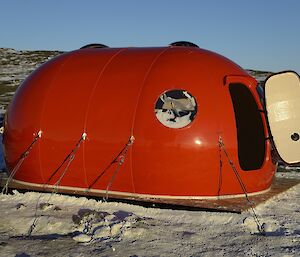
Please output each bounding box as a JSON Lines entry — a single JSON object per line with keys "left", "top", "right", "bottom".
{"left": 45, "top": 132, "right": 87, "bottom": 188}
{"left": 218, "top": 135, "right": 265, "bottom": 235}
{"left": 27, "top": 132, "right": 87, "bottom": 236}
{"left": 1, "top": 130, "right": 42, "bottom": 194}
{"left": 105, "top": 135, "right": 135, "bottom": 200}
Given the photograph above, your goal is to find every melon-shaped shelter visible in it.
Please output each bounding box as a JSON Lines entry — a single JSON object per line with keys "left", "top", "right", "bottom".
{"left": 3, "top": 43, "right": 276, "bottom": 200}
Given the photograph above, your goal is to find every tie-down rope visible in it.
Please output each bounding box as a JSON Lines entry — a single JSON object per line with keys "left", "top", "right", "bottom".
{"left": 27, "top": 132, "right": 87, "bottom": 236}
{"left": 1, "top": 130, "right": 42, "bottom": 194}
{"left": 218, "top": 136, "right": 265, "bottom": 235}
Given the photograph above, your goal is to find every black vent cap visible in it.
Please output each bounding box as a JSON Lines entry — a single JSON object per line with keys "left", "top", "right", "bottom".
{"left": 169, "top": 41, "right": 199, "bottom": 48}
{"left": 80, "top": 43, "right": 109, "bottom": 49}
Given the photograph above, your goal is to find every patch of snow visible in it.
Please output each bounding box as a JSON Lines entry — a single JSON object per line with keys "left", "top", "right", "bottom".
{"left": 0, "top": 107, "right": 6, "bottom": 114}
{"left": 72, "top": 233, "right": 93, "bottom": 243}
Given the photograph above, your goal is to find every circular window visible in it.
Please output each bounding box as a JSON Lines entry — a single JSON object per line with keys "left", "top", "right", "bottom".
{"left": 155, "top": 89, "right": 197, "bottom": 128}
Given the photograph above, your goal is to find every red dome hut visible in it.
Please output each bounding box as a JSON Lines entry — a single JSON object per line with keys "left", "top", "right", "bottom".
{"left": 5, "top": 42, "right": 290, "bottom": 205}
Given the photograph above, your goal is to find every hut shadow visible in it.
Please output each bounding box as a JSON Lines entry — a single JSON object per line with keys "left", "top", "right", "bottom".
{"left": 254, "top": 227, "right": 286, "bottom": 237}
{"left": 10, "top": 232, "right": 78, "bottom": 241}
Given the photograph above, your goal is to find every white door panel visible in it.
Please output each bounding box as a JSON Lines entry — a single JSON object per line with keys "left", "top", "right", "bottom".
{"left": 265, "top": 71, "right": 300, "bottom": 164}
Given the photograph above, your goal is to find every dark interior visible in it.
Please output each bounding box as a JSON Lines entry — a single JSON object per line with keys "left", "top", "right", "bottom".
{"left": 229, "top": 83, "right": 265, "bottom": 171}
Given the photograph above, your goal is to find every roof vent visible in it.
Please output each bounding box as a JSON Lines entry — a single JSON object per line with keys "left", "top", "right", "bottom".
{"left": 169, "top": 41, "right": 199, "bottom": 48}
{"left": 80, "top": 43, "right": 108, "bottom": 49}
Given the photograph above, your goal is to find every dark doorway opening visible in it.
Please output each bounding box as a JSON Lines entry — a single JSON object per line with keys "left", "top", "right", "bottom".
{"left": 229, "top": 83, "right": 265, "bottom": 170}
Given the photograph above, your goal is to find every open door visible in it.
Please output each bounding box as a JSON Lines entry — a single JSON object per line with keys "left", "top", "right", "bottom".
{"left": 265, "top": 71, "right": 300, "bottom": 164}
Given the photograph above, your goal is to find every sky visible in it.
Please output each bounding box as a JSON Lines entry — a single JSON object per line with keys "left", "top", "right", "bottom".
{"left": 0, "top": 0, "right": 300, "bottom": 73}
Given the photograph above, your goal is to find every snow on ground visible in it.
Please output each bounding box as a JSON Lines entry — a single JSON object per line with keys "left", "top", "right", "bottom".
{"left": 0, "top": 172, "right": 299, "bottom": 257}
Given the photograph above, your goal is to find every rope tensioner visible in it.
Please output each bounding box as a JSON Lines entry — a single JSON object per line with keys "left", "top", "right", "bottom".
{"left": 1, "top": 130, "right": 42, "bottom": 194}
{"left": 87, "top": 135, "right": 135, "bottom": 198}
{"left": 105, "top": 135, "right": 135, "bottom": 200}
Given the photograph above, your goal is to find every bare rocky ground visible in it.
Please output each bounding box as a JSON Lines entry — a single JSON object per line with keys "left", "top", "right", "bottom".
{"left": 0, "top": 48, "right": 62, "bottom": 112}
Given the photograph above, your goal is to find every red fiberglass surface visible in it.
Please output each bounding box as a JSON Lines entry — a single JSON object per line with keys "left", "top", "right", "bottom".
{"left": 4, "top": 46, "right": 276, "bottom": 198}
